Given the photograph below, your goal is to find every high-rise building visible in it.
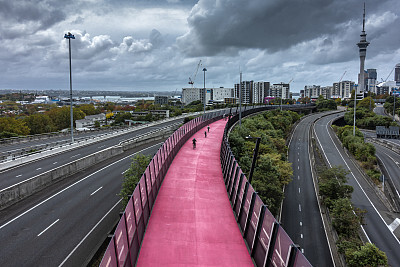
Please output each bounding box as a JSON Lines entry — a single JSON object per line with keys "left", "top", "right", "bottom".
{"left": 182, "top": 87, "right": 233, "bottom": 105}
{"left": 357, "top": 4, "right": 370, "bottom": 93}
{"left": 270, "top": 83, "right": 290, "bottom": 99}
{"left": 253, "top": 82, "right": 270, "bottom": 103}
{"left": 395, "top": 63, "right": 400, "bottom": 84}
{"left": 234, "top": 81, "right": 253, "bottom": 104}
{"left": 332, "top": 81, "right": 355, "bottom": 99}
{"left": 366, "top": 69, "right": 377, "bottom": 94}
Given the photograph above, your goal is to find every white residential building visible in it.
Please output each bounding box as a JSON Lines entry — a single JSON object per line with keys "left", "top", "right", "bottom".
{"left": 270, "top": 83, "right": 290, "bottom": 99}
{"left": 182, "top": 87, "right": 233, "bottom": 105}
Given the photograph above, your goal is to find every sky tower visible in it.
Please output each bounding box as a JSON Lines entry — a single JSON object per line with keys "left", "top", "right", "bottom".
{"left": 357, "top": 3, "right": 370, "bottom": 93}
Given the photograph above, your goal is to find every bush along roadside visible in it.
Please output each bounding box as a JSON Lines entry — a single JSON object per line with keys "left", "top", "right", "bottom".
{"left": 228, "top": 109, "right": 300, "bottom": 216}
{"left": 333, "top": 125, "right": 381, "bottom": 183}
{"left": 316, "top": 164, "right": 388, "bottom": 266}
{"left": 119, "top": 153, "right": 151, "bottom": 209}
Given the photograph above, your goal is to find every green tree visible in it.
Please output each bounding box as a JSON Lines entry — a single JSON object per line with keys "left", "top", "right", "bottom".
{"left": 24, "top": 113, "right": 56, "bottom": 134}
{"left": 0, "top": 117, "right": 30, "bottom": 136}
{"left": 346, "top": 243, "right": 388, "bottom": 267}
{"left": 119, "top": 154, "right": 151, "bottom": 208}
{"left": 318, "top": 166, "right": 353, "bottom": 208}
{"left": 357, "top": 96, "right": 375, "bottom": 110}
{"left": 78, "top": 104, "right": 99, "bottom": 116}
{"left": 46, "top": 106, "right": 85, "bottom": 130}
{"left": 331, "top": 198, "right": 363, "bottom": 238}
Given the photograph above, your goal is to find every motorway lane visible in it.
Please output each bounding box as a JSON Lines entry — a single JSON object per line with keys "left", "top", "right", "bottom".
{"left": 374, "top": 105, "right": 387, "bottom": 117}
{"left": 373, "top": 143, "right": 400, "bottom": 200}
{"left": 282, "top": 112, "right": 334, "bottom": 267}
{"left": 0, "top": 142, "right": 162, "bottom": 266}
{"left": 0, "top": 119, "right": 181, "bottom": 190}
{"left": 314, "top": 113, "right": 400, "bottom": 266}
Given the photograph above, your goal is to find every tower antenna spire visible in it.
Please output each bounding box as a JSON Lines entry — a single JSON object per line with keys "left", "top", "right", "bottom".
{"left": 362, "top": 2, "right": 366, "bottom": 32}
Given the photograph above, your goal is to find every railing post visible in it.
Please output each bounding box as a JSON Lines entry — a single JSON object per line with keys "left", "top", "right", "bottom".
{"left": 251, "top": 205, "right": 266, "bottom": 257}
{"left": 243, "top": 191, "right": 256, "bottom": 238}
{"left": 233, "top": 173, "right": 244, "bottom": 207}
{"left": 238, "top": 181, "right": 249, "bottom": 225}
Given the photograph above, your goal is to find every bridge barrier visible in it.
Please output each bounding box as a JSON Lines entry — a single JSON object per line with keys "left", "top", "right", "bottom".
{"left": 100, "top": 105, "right": 315, "bottom": 267}
{"left": 0, "top": 126, "right": 176, "bottom": 210}
{"left": 100, "top": 111, "right": 225, "bottom": 267}
{"left": 220, "top": 108, "right": 312, "bottom": 267}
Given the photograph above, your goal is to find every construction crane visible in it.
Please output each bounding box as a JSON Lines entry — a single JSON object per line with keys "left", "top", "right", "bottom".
{"left": 339, "top": 71, "right": 347, "bottom": 83}
{"left": 188, "top": 60, "right": 202, "bottom": 88}
{"left": 384, "top": 66, "right": 395, "bottom": 82}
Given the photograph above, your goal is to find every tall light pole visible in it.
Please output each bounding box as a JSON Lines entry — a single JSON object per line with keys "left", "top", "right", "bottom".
{"left": 64, "top": 32, "right": 75, "bottom": 143}
{"left": 203, "top": 67, "right": 207, "bottom": 115}
{"left": 393, "top": 89, "right": 396, "bottom": 122}
{"left": 239, "top": 71, "right": 242, "bottom": 126}
{"left": 353, "top": 86, "right": 357, "bottom": 136}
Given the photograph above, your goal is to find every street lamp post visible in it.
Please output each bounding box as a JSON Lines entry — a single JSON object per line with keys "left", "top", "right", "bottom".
{"left": 393, "top": 89, "right": 396, "bottom": 122}
{"left": 64, "top": 32, "right": 75, "bottom": 143}
{"left": 239, "top": 71, "right": 242, "bottom": 126}
{"left": 246, "top": 135, "right": 261, "bottom": 184}
{"left": 353, "top": 85, "right": 358, "bottom": 136}
{"left": 203, "top": 68, "right": 207, "bottom": 115}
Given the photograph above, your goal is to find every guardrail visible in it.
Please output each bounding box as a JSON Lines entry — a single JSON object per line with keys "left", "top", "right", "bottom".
{"left": 100, "top": 110, "right": 225, "bottom": 267}
{"left": 220, "top": 108, "right": 312, "bottom": 267}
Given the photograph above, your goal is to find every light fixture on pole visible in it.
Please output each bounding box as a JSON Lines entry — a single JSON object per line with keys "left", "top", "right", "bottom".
{"left": 353, "top": 86, "right": 357, "bottom": 136}
{"left": 203, "top": 67, "right": 207, "bottom": 115}
{"left": 239, "top": 71, "right": 242, "bottom": 126}
{"left": 245, "top": 135, "right": 261, "bottom": 184}
{"left": 64, "top": 32, "right": 75, "bottom": 143}
{"left": 393, "top": 89, "right": 396, "bottom": 122}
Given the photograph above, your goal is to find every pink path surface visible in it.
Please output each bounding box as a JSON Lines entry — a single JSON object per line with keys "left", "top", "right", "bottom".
{"left": 136, "top": 119, "right": 254, "bottom": 266}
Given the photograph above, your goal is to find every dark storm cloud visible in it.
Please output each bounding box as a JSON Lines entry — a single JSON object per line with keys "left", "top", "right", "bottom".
{"left": 177, "top": 0, "right": 392, "bottom": 56}
{"left": 0, "top": 1, "right": 67, "bottom": 37}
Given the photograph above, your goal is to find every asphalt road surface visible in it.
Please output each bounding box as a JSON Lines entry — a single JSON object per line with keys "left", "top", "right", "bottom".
{"left": 0, "top": 119, "right": 181, "bottom": 191}
{"left": 0, "top": 141, "right": 162, "bottom": 266}
{"left": 281, "top": 111, "right": 334, "bottom": 267}
{"left": 314, "top": 113, "right": 400, "bottom": 266}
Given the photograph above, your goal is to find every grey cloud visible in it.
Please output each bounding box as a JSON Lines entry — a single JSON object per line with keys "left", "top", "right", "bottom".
{"left": 177, "top": 0, "right": 393, "bottom": 57}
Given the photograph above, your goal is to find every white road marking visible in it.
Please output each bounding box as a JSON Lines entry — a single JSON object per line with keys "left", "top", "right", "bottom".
{"left": 36, "top": 168, "right": 41, "bottom": 170}
{"left": 38, "top": 219, "right": 59, "bottom": 237}
{"left": 388, "top": 218, "right": 400, "bottom": 232}
{"left": 0, "top": 142, "right": 162, "bottom": 231}
{"left": 90, "top": 186, "right": 103, "bottom": 196}
{"left": 299, "top": 204, "right": 301, "bottom": 212}
{"left": 53, "top": 162, "right": 58, "bottom": 164}
{"left": 58, "top": 200, "right": 121, "bottom": 267}
{"left": 299, "top": 222, "right": 302, "bottom": 226}
{"left": 297, "top": 166, "right": 299, "bottom": 170}
{"left": 16, "top": 174, "right": 22, "bottom": 178}
{"left": 301, "top": 248, "right": 304, "bottom": 253}
{"left": 300, "top": 234, "right": 303, "bottom": 239}
{"left": 70, "top": 154, "right": 81, "bottom": 159}
{"left": 298, "top": 175, "right": 300, "bottom": 180}
{"left": 298, "top": 188, "right": 301, "bottom": 194}
{"left": 314, "top": 117, "right": 388, "bottom": 244}
{"left": 298, "top": 158, "right": 299, "bottom": 162}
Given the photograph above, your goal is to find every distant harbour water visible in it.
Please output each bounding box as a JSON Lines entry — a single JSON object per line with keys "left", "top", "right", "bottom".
{"left": 88, "top": 96, "right": 154, "bottom": 102}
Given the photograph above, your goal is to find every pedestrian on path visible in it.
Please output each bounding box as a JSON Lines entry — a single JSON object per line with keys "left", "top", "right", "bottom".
{"left": 207, "top": 125, "right": 210, "bottom": 132}
{"left": 204, "top": 131, "right": 207, "bottom": 138}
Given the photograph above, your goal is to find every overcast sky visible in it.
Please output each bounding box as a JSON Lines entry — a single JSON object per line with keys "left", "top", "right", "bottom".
{"left": 0, "top": 0, "right": 399, "bottom": 93}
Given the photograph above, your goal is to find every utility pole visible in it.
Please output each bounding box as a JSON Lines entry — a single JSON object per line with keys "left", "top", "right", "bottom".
{"left": 203, "top": 67, "right": 207, "bottom": 115}
{"left": 64, "top": 32, "right": 75, "bottom": 143}
{"left": 239, "top": 71, "right": 242, "bottom": 126}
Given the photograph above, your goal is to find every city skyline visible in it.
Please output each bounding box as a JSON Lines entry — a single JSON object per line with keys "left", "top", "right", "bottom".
{"left": 0, "top": 0, "right": 399, "bottom": 93}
